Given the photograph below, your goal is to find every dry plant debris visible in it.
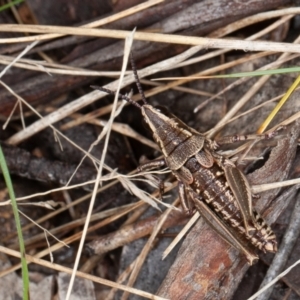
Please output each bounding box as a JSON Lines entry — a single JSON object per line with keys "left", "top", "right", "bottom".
{"left": 0, "top": 1, "right": 300, "bottom": 299}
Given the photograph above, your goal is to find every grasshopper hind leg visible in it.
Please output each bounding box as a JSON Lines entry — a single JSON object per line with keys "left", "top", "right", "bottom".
{"left": 191, "top": 192, "right": 259, "bottom": 265}
{"left": 179, "top": 183, "right": 258, "bottom": 264}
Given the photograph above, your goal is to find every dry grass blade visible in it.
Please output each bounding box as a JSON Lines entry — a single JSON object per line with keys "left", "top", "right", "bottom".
{"left": 1, "top": 24, "right": 300, "bottom": 54}
{"left": 0, "top": 54, "right": 128, "bottom": 76}
{"left": 209, "top": 7, "right": 299, "bottom": 37}
{"left": 252, "top": 178, "right": 300, "bottom": 193}
{"left": 0, "top": 41, "right": 38, "bottom": 78}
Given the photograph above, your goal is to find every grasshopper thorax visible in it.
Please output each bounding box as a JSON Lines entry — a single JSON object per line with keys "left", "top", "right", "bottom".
{"left": 141, "top": 105, "right": 205, "bottom": 170}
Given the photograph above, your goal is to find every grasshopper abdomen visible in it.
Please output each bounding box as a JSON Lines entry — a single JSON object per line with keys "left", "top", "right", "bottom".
{"left": 183, "top": 155, "right": 277, "bottom": 254}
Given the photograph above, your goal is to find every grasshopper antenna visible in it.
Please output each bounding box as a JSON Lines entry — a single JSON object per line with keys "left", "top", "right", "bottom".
{"left": 91, "top": 86, "right": 142, "bottom": 109}
{"left": 130, "top": 52, "right": 148, "bottom": 105}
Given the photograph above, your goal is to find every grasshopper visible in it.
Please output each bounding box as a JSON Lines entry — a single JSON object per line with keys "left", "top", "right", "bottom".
{"left": 92, "top": 54, "right": 277, "bottom": 264}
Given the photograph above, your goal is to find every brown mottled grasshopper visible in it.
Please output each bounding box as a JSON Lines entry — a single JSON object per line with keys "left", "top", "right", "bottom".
{"left": 92, "top": 55, "right": 277, "bottom": 265}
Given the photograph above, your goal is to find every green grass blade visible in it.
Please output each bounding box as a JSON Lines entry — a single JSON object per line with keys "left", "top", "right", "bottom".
{"left": 0, "top": 144, "right": 30, "bottom": 299}
{"left": 207, "top": 67, "right": 300, "bottom": 78}
{"left": 0, "top": 0, "right": 24, "bottom": 12}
